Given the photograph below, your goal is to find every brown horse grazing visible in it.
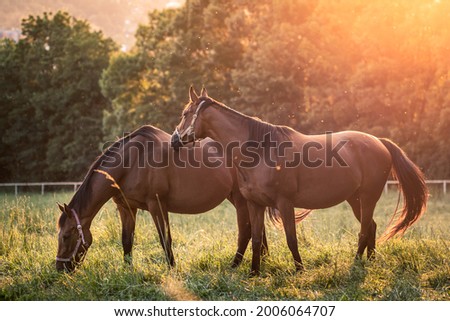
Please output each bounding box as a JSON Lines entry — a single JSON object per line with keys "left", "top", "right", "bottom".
{"left": 171, "top": 87, "right": 428, "bottom": 275}
{"left": 56, "top": 125, "right": 268, "bottom": 272}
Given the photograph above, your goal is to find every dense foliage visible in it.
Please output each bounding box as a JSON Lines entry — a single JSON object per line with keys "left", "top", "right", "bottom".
{"left": 0, "top": 12, "right": 115, "bottom": 181}
{"left": 1, "top": 0, "right": 449, "bottom": 181}
{"left": 101, "top": 0, "right": 450, "bottom": 179}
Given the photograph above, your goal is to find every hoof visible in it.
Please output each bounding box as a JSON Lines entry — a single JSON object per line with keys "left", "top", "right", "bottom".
{"left": 261, "top": 247, "right": 269, "bottom": 258}
{"left": 124, "top": 255, "right": 133, "bottom": 265}
{"left": 232, "top": 252, "right": 244, "bottom": 268}
{"left": 294, "top": 261, "right": 304, "bottom": 273}
{"left": 295, "top": 266, "right": 305, "bottom": 273}
{"left": 249, "top": 269, "right": 260, "bottom": 278}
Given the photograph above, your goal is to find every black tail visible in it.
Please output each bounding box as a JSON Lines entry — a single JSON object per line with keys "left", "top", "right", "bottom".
{"left": 378, "top": 138, "right": 428, "bottom": 240}
{"left": 266, "top": 207, "right": 312, "bottom": 228}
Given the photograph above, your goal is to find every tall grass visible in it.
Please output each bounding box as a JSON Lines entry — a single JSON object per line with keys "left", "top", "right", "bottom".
{"left": 0, "top": 192, "right": 448, "bottom": 300}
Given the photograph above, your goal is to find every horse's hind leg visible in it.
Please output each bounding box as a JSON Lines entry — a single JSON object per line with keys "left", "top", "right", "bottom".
{"left": 348, "top": 193, "right": 377, "bottom": 259}
{"left": 115, "top": 201, "right": 137, "bottom": 264}
{"left": 367, "top": 221, "right": 377, "bottom": 260}
{"left": 148, "top": 200, "right": 175, "bottom": 267}
{"left": 354, "top": 194, "right": 378, "bottom": 260}
{"left": 262, "top": 226, "right": 269, "bottom": 257}
{"left": 347, "top": 192, "right": 361, "bottom": 223}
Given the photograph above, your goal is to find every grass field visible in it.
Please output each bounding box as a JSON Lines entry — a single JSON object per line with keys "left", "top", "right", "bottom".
{"left": 0, "top": 191, "right": 449, "bottom": 301}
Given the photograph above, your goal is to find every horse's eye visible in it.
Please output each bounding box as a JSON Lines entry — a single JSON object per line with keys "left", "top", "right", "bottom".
{"left": 62, "top": 230, "right": 74, "bottom": 241}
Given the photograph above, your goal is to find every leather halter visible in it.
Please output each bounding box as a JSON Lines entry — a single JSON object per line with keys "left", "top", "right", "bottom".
{"left": 172, "top": 99, "right": 208, "bottom": 145}
{"left": 56, "top": 209, "right": 88, "bottom": 263}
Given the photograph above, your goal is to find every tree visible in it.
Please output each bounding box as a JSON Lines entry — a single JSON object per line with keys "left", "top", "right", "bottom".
{"left": 101, "top": 0, "right": 249, "bottom": 138}
{"left": 0, "top": 11, "right": 115, "bottom": 181}
{"left": 99, "top": 0, "right": 450, "bottom": 179}
{"left": 101, "top": 9, "right": 178, "bottom": 139}
{"left": 0, "top": 39, "right": 20, "bottom": 181}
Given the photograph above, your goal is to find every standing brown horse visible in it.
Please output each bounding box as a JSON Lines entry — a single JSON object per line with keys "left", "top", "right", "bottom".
{"left": 171, "top": 87, "right": 428, "bottom": 275}
{"left": 56, "top": 125, "right": 268, "bottom": 272}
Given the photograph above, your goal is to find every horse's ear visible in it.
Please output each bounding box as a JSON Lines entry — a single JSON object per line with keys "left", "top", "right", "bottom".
{"left": 200, "top": 86, "right": 208, "bottom": 97}
{"left": 63, "top": 203, "right": 73, "bottom": 218}
{"left": 57, "top": 202, "right": 64, "bottom": 213}
{"left": 189, "top": 85, "right": 199, "bottom": 102}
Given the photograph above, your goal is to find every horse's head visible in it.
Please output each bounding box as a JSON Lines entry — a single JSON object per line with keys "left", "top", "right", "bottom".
{"left": 55, "top": 203, "right": 92, "bottom": 272}
{"left": 171, "top": 86, "right": 212, "bottom": 150}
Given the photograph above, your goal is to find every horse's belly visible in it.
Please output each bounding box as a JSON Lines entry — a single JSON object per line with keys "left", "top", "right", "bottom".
{"left": 294, "top": 192, "right": 350, "bottom": 209}
{"left": 293, "top": 171, "right": 360, "bottom": 209}
{"left": 166, "top": 170, "right": 233, "bottom": 214}
{"left": 167, "top": 190, "right": 230, "bottom": 214}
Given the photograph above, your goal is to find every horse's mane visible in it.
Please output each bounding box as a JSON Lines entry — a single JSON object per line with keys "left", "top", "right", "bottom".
{"left": 60, "top": 125, "right": 165, "bottom": 225}
{"left": 202, "top": 97, "right": 294, "bottom": 142}
{"left": 247, "top": 117, "right": 293, "bottom": 143}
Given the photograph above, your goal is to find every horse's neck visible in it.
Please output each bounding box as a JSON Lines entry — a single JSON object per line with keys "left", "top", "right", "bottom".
{"left": 207, "top": 105, "right": 300, "bottom": 144}
{"left": 206, "top": 106, "right": 251, "bottom": 145}
{"left": 69, "top": 173, "right": 116, "bottom": 227}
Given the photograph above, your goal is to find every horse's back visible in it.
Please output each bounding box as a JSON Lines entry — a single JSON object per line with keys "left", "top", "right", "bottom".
{"left": 291, "top": 130, "right": 392, "bottom": 208}
{"left": 304, "top": 130, "right": 391, "bottom": 168}
{"left": 108, "top": 130, "right": 233, "bottom": 213}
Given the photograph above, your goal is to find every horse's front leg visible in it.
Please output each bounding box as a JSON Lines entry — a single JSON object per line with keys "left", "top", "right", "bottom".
{"left": 148, "top": 200, "right": 175, "bottom": 267}
{"left": 229, "top": 190, "right": 269, "bottom": 268}
{"left": 116, "top": 203, "right": 137, "bottom": 264}
{"left": 246, "top": 200, "right": 266, "bottom": 276}
{"left": 231, "top": 205, "right": 270, "bottom": 268}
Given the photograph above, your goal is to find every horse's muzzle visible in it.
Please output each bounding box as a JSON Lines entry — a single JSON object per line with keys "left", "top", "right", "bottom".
{"left": 56, "top": 260, "right": 75, "bottom": 273}
{"left": 171, "top": 131, "right": 183, "bottom": 151}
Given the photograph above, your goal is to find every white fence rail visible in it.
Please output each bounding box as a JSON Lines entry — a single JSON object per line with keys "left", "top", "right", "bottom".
{"left": 384, "top": 179, "right": 448, "bottom": 194}
{"left": 0, "top": 182, "right": 82, "bottom": 195}
{"left": 0, "top": 180, "right": 448, "bottom": 196}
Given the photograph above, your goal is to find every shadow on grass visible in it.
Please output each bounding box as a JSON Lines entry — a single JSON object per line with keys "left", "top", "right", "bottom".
{"left": 0, "top": 259, "right": 171, "bottom": 300}
{"left": 315, "top": 259, "right": 368, "bottom": 300}
{"left": 380, "top": 261, "right": 422, "bottom": 300}
{"left": 175, "top": 248, "right": 372, "bottom": 301}
{"left": 0, "top": 259, "right": 64, "bottom": 300}
{"left": 1, "top": 251, "right": 436, "bottom": 301}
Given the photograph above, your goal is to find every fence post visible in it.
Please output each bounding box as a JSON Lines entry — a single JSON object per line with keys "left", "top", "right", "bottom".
{"left": 41, "top": 184, "right": 45, "bottom": 195}
{"left": 384, "top": 183, "right": 388, "bottom": 194}
{"left": 15, "top": 185, "right": 18, "bottom": 196}
{"left": 444, "top": 181, "right": 447, "bottom": 194}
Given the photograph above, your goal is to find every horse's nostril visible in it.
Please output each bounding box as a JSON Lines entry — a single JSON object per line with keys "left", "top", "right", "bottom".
{"left": 56, "top": 260, "right": 74, "bottom": 273}
{"left": 173, "top": 142, "right": 182, "bottom": 151}
{"left": 55, "top": 262, "right": 64, "bottom": 272}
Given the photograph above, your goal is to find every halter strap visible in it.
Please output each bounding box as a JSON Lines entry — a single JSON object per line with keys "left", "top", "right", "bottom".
{"left": 56, "top": 209, "right": 88, "bottom": 263}
{"left": 180, "top": 100, "right": 206, "bottom": 136}
{"left": 176, "top": 99, "right": 207, "bottom": 139}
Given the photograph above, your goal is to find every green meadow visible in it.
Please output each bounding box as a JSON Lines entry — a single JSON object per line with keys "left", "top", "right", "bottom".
{"left": 0, "top": 191, "right": 448, "bottom": 301}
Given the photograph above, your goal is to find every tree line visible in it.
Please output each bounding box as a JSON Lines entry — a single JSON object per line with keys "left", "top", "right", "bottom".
{"left": 1, "top": 0, "right": 449, "bottom": 182}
